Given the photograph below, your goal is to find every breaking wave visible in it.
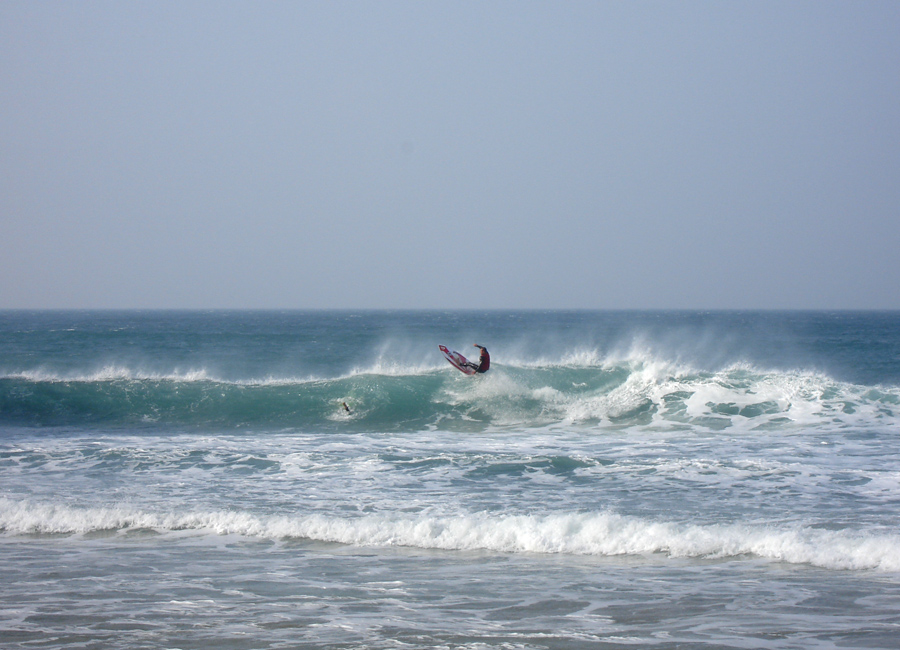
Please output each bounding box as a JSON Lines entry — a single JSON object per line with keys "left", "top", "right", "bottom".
{"left": 1, "top": 498, "right": 897, "bottom": 572}
{"left": 1, "top": 352, "right": 898, "bottom": 431}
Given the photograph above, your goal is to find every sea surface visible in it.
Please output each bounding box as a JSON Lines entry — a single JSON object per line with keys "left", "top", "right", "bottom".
{"left": 1, "top": 310, "right": 899, "bottom": 649}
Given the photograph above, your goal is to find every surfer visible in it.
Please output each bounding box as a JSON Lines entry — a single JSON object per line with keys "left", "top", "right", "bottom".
{"left": 465, "top": 344, "right": 490, "bottom": 374}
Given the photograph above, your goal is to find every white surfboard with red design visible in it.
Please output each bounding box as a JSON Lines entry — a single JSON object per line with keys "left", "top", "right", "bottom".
{"left": 439, "top": 345, "right": 477, "bottom": 375}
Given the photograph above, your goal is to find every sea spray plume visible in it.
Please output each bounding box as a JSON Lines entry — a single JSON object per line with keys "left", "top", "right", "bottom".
{"left": 349, "top": 335, "right": 453, "bottom": 378}
{"left": 5, "top": 365, "right": 215, "bottom": 383}
{"left": 497, "top": 316, "right": 760, "bottom": 373}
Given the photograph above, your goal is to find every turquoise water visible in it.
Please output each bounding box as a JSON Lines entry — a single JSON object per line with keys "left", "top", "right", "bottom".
{"left": 2, "top": 310, "right": 900, "bottom": 648}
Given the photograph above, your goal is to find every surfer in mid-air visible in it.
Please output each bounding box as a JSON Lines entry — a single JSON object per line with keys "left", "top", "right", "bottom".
{"left": 463, "top": 344, "right": 490, "bottom": 374}
{"left": 438, "top": 343, "right": 490, "bottom": 375}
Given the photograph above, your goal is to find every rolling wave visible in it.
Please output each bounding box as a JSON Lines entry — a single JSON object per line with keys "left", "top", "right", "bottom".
{"left": 2, "top": 354, "right": 898, "bottom": 431}
{"left": 1, "top": 498, "right": 897, "bottom": 572}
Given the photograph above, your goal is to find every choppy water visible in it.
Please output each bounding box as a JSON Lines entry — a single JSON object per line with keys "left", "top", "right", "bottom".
{"left": 2, "top": 310, "right": 899, "bottom": 648}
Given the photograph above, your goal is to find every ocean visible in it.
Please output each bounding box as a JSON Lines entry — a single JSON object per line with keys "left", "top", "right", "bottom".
{"left": 1, "top": 310, "right": 899, "bottom": 649}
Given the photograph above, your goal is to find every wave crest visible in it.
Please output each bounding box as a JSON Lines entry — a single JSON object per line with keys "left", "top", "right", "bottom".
{"left": 2, "top": 355, "right": 898, "bottom": 431}
{"left": 2, "top": 499, "right": 897, "bottom": 572}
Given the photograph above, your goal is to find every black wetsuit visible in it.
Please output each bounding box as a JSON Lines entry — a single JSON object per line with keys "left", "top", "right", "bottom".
{"left": 474, "top": 347, "right": 490, "bottom": 373}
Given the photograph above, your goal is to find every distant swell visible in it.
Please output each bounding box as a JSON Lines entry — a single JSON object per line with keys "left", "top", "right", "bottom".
{"left": 1, "top": 499, "right": 897, "bottom": 572}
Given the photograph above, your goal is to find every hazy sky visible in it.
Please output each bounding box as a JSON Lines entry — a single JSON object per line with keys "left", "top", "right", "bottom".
{"left": 2, "top": 1, "right": 898, "bottom": 309}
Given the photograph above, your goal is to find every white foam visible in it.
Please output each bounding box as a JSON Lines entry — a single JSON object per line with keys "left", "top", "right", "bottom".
{"left": 1, "top": 360, "right": 444, "bottom": 385}
{"left": 2, "top": 499, "right": 897, "bottom": 572}
{"left": 3, "top": 366, "right": 326, "bottom": 386}
{"left": 7, "top": 366, "right": 214, "bottom": 383}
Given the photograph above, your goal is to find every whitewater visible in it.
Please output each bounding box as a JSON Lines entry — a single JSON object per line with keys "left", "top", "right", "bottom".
{"left": 2, "top": 310, "right": 899, "bottom": 649}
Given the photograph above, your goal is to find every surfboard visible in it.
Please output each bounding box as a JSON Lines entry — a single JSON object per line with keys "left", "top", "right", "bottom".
{"left": 439, "top": 345, "right": 477, "bottom": 375}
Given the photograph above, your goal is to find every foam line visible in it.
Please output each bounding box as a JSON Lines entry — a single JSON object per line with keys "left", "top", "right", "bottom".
{"left": 2, "top": 500, "right": 897, "bottom": 572}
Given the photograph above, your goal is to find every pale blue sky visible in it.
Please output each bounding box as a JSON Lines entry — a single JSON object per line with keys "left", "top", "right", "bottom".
{"left": 2, "top": 1, "right": 898, "bottom": 309}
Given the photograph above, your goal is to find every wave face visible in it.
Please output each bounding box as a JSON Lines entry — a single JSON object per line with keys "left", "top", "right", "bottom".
{"left": 2, "top": 309, "right": 898, "bottom": 432}
{"left": 2, "top": 358, "right": 898, "bottom": 432}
